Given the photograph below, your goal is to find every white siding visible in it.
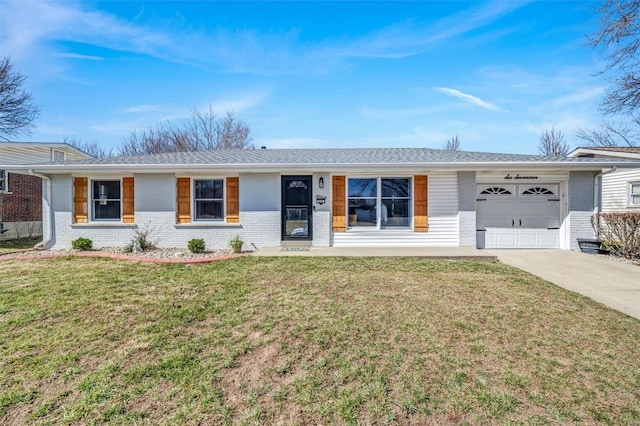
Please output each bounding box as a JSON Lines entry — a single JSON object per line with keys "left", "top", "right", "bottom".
{"left": 601, "top": 169, "right": 640, "bottom": 212}
{"left": 0, "top": 145, "right": 89, "bottom": 165}
{"left": 333, "top": 173, "right": 459, "bottom": 247}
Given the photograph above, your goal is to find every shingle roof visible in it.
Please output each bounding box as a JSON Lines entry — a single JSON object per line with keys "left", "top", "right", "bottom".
{"left": 578, "top": 146, "right": 640, "bottom": 154}
{"left": 41, "top": 147, "right": 613, "bottom": 166}
{"left": 5, "top": 147, "right": 638, "bottom": 173}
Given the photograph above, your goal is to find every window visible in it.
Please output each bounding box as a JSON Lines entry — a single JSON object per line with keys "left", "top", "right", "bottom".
{"left": 347, "top": 177, "right": 411, "bottom": 228}
{"left": 521, "top": 186, "right": 557, "bottom": 196}
{"left": 480, "top": 186, "right": 513, "bottom": 195}
{"left": 348, "top": 178, "right": 377, "bottom": 227}
{"left": 194, "top": 179, "right": 224, "bottom": 220}
{"left": 92, "top": 180, "right": 121, "bottom": 220}
{"left": 630, "top": 182, "right": 640, "bottom": 206}
{"left": 52, "top": 150, "right": 65, "bottom": 162}
{"left": 0, "top": 169, "right": 6, "bottom": 192}
{"left": 381, "top": 178, "right": 410, "bottom": 227}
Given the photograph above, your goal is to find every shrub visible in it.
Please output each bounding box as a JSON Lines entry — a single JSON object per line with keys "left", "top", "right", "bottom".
{"left": 188, "top": 239, "right": 205, "bottom": 253}
{"left": 229, "top": 235, "right": 244, "bottom": 253}
{"left": 71, "top": 237, "right": 93, "bottom": 251}
{"left": 591, "top": 213, "right": 640, "bottom": 259}
{"left": 125, "top": 224, "right": 157, "bottom": 252}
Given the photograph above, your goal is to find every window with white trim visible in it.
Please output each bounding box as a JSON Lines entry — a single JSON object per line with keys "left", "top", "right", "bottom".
{"left": 194, "top": 179, "right": 224, "bottom": 220}
{"left": 52, "top": 149, "right": 66, "bottom": 162}
{"left": 0, "top": 169, "right": 7, "bottom": 192}
{"left": 347, "top": 177, "right": 411, "bottom": 228}
{"left": 92, "top": 180, "right": 121, "bottom": 220}
{"left": 630, "top": 182, "right": 640, "bottom": 206}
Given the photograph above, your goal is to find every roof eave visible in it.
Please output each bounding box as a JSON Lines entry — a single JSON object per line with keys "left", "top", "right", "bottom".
{"left": 568, "top": 147, "right": 640, "bottom": 159}
{"left": 4, "top": 160, "right": 637, "bottom": 175}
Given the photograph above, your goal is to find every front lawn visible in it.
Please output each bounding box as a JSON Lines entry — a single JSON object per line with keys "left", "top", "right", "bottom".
{"left": 0, "top": 237, "right": 41, "bottom": 254}
{"left": 1, "top": 257, "right": 638, "bottom": 424}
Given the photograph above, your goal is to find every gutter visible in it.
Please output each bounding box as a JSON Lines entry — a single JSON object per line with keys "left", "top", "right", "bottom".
{"left": 5, "top": 160, "right": 640, "bottom": 174}
{"left": 593, "top": 166, "right": 618, "bottom": 214}
{"left": 27, "top": 170, "right": 52, "bottom": 250}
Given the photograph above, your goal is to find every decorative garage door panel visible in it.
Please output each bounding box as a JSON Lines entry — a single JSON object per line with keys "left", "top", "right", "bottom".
{"left": 476, "top": 184, "right": 560, "bottom": 249}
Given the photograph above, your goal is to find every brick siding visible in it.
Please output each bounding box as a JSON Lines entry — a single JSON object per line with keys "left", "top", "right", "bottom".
{"left": 1, "top": 172, "right": 42, "bottom": 222}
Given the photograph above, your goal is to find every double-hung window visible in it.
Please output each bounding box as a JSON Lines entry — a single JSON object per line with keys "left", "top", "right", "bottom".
{"left": 194, "top": 179, "right": 224, "bottom": 220}
{"left": 0, "top": 169, "right": 7, "bottom": 192}
{"left": 347, "top": 177, "right": 411, "bottom": 229}
{"left": 92, "top": 180, "right": 121, "bottom": 220}
{"left": 630, "top": 182, "right": 640, "bottom": 207}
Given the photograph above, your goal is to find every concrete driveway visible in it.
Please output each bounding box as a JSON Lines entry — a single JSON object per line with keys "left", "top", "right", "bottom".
{"left": 486, "top": 249, "right": 640, "bottom": 320}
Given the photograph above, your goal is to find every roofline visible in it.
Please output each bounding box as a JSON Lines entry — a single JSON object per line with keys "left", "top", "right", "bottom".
{"left": 3, "top": 160, "right": 639, "bottom": 174}
{"left": 0, "top": 141, "right": 93, "bottom": 159}
{"left": 568, "top": 147, "right": 640, "bottom": 159}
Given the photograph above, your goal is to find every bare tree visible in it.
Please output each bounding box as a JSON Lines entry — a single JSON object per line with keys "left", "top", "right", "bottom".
{"left": 443, "top": 135, "right": 460, "bottom": 151}
{"left": 576, "top": 116, "right": 640, "bottom": 147}
{"left": 591, "top": 1, "right": 640, "bottom": 115}
{"left": 63, "top": 137, "right": 116, "bottom": 158}
{"left": 119, "top": 107, "right": 253, "bottom": 156}
{"left": 0, "top": 57, "right": 40, "bottom": 140}
{"left": 538, "top": 127, "right": 570, "bottom": 157}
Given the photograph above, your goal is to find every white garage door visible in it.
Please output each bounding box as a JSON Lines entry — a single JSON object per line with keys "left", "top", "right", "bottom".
{"left": 476, "top": 184, "right": 560, "bottom": 248}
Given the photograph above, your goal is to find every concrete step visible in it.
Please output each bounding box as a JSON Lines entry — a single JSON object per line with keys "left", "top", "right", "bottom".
{"left": 281, "top": 240, "right": 312, "bottom": 248}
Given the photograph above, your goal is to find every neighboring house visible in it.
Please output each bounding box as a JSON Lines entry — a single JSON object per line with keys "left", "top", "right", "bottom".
{"left": 567, "top": 147, "right": 640, "bottom": 213}
{"left": 3, "top": 148, "right": 638, "bottom": 251}
{"left": 0, "top": 142, "right": 93, "bottom": 240}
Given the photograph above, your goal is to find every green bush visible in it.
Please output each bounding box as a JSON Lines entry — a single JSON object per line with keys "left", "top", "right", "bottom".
{"left": 188, "top": 239, "right": 206, "bottom": 253}
{"left": 229, "top": 235, "right": 244, "bottom": 253}
{"left": 71, "top": 237, "right": 93, "bottom": 251}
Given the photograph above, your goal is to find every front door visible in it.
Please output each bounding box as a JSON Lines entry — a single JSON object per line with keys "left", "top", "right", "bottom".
{"left": 282, "top": 176, "right": 312, "bottom": 240}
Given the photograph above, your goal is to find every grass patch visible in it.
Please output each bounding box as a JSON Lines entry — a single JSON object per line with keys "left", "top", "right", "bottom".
{"left": 1, "top": 257, "right": 639, "bottom": 424}
{"left": 0, "top": 237, "right": 41, "bottom": 254}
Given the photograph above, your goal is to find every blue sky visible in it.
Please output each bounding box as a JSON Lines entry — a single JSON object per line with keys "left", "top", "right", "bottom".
{"left": 1, "top": 0, "right": 607, "bottom": 154}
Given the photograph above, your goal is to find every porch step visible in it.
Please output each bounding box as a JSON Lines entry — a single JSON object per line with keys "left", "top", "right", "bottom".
{"left": 281, "top": 240, "right": 312, "bottom": 248}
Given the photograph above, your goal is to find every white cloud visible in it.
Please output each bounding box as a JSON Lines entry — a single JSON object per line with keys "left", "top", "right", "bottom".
{"left": 361, "top": 105, "right": 447, "bottom": 119}
{"left": 57, "top": 53, "right": 104, "bottom": 61}
{"left": 334, "top": 1, "right": 530, "bottom": 59}
{"left": 433, "top": 87, "right": 502, "bottom": 111}
{"left": 120, "top": 105, "right": 165, "bottom": 114}
{"left": 553, "top": 86, "right": 604, "bottom": 105}
{"left": 203, "top": 91, "right": 268, "bottom": 114}
{"left": 0, "top": 0, "right": 531, "bottom": 77}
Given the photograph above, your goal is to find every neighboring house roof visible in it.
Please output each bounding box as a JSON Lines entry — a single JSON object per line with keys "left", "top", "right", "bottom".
{"left": 568, "top": 146, "right": 640, "bottom": 160}
{"left": 0, "top": 141, "right": 93, "bottom": 164}
{"left": 4, "top": 147, "right": 640, "bottom": 174}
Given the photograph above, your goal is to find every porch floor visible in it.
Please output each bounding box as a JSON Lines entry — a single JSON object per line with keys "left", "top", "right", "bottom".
{"left": 251, "top": 246, "right": 497, "bottom": 261}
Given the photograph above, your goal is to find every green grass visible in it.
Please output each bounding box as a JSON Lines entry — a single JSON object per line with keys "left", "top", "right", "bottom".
{"left": 0, "top": 256, "right": 639, "bottom": 425}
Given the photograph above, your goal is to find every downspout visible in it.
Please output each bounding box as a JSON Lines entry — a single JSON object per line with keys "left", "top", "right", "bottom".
{"left": 27, "top": 170, "right": 52, "bottom": 250}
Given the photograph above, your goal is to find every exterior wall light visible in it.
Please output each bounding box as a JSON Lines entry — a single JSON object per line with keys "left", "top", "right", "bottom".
{"left": 319, "top": 177, "right": 324, "bottom": 188}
